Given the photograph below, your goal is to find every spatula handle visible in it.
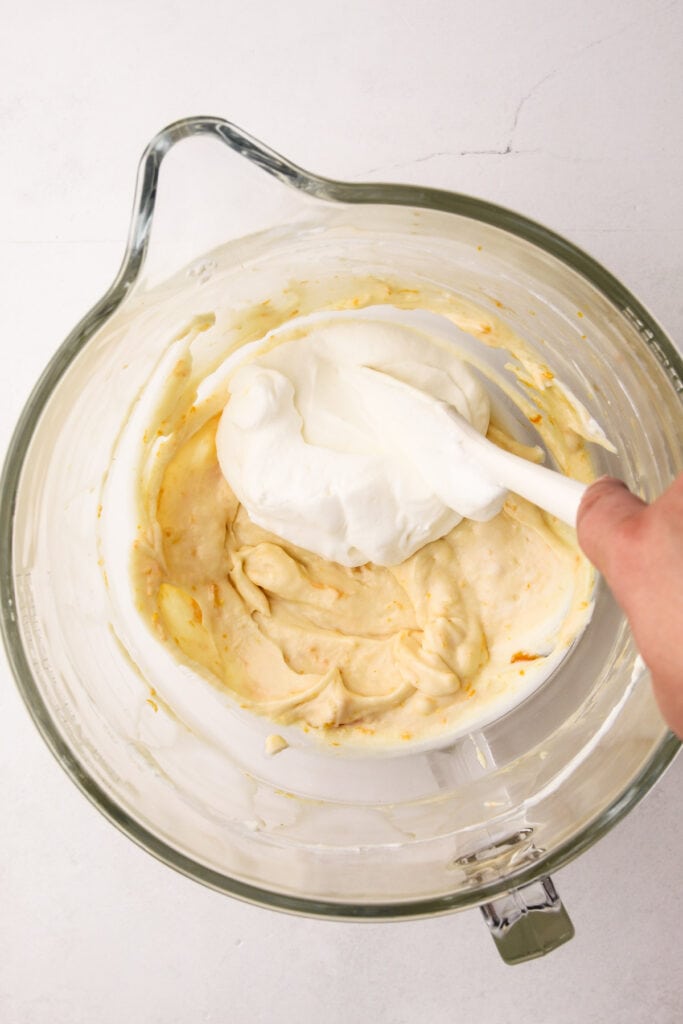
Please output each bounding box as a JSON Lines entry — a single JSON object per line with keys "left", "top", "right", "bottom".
{"left": 473, "top": 439, "right": 588, "bottom": 527}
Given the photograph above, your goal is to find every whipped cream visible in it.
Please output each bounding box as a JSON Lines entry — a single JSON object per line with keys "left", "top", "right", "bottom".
{"left": 216, "top": 318, "right": 506, "bottom": 566}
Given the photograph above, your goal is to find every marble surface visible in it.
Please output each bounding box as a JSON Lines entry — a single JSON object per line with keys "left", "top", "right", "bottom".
{"left": 1, "top": 1, "right": 682, "bottom": 1021}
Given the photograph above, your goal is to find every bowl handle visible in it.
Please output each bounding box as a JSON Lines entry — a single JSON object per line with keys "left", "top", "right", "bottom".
{"left": 480, "top": 875, "right": 574, "bottom": 964}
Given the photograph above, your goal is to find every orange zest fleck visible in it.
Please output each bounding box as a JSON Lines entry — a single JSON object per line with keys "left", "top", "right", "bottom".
{"left": 511, "top": 651, "right": 542, "bottom": 663}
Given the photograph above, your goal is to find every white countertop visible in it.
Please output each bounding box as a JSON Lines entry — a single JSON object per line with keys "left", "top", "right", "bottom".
{"left": 2, "top": 1, "right": 682, "bottom": 1021}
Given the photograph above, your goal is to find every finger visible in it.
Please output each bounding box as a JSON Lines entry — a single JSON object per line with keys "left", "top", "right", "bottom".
{"left": 650, "top": 470, "right": 683, "bottom": 516}
{"left": 576, "top": 477, "right": 646, "bottom": 578}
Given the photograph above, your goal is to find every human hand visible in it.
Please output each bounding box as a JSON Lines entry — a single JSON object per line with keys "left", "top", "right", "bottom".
{"left": 577, "top": 474, "right": 683, "bottom": 739}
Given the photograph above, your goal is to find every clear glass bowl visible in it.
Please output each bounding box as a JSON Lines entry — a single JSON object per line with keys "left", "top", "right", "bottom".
{"left": 2, "top": 117, "right": 681, "bottom": 964}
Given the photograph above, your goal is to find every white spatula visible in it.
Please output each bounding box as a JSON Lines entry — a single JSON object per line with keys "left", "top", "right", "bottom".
{"left": 354, "top": 366, "right": 587, "bottom": 528}
{"left": 437, "top": 410, "right": 588, "bottom": 526}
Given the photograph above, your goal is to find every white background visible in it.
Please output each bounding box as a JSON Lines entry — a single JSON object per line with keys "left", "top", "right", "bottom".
{"left": 2, "top": 1, "right": 682, "bottom": 1021}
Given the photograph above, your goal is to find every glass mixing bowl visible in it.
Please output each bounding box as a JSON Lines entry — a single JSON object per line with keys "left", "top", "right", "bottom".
{"left": 2, "top": 117, "right": 681, "bottom": 964}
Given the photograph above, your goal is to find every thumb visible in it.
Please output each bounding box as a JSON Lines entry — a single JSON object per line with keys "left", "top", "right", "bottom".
{"left": 576, "top": 477, "right": 647, "bottom": 583}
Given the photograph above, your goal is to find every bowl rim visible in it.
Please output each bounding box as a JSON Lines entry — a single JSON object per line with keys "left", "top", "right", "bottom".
{"left": 1, "top": 115, "right": 680, "bottom": 919}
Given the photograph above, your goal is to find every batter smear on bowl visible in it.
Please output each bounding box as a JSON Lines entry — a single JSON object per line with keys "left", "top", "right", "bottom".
{"left": 126, "top": 276, "right": 612, "bottom": 752}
